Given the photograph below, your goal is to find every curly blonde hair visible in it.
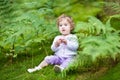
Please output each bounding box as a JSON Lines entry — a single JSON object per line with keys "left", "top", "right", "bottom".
{"left": 57, "top": 14, "right": 75, "bottom": 30}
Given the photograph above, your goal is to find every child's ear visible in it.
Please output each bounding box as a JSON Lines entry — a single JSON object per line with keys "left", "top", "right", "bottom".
{"left": 70, "top": 27, "right": 73, "bottom": 30}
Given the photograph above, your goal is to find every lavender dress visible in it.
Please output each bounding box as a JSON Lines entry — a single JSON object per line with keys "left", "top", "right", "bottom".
{"left": 44, "top": 34, "right": 79, "bottom": 69}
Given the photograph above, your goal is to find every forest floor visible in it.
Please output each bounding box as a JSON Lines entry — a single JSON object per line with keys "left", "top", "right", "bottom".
{"left": 0, "top": 53, "right": 120, "bottom": 80}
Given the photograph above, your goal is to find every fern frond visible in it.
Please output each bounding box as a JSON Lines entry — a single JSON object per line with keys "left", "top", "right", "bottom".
{"left": 0, "top": 0, "right": 14, "bottom": 21}
{"left": 105, "top": 18, "right": 115, "bottom": 32}
{"left": 74, "top": 16, "right": 120, "bottom": 69}
{"left": 88, "top": 16, "right": 106, "bottom": 34}
{"left": 74, "top": 16, "right": 107, "bottom": 37}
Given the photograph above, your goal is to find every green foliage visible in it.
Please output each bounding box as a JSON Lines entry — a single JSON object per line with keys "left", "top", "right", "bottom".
{"left": 0, "top": 0, "right": 58, "bottom": 59}
{"left": 104, "top": 1, "right": 120, "bottom": 14}
{"left": 0, "top": 0, "right": 120, "bottom": 78}
{"left": 109, "top": 14, "right": 120, "bottom": 30}
{"left": 74, "top": 16, "right": 106, "bottom": 35}
{"left": 0, "top": 0, "right": 13, "bottom": 19}
{"left": 0, "top": 0, "right": 103, "bottom": 60}
{"left": 53, "top": 0, "right": 103, "bottom": 21}
{"left": 0, "top": 16, "right": 57, "bottom": 58}
{"left": 99, "top": 1, "right": 120, "bottom": 23}
{"left": 65, "top": 16, "right": 120, "bottom": 73}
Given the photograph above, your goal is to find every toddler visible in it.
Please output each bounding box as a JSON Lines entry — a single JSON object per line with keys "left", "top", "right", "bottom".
{"left": 27, "top": 14, "right": 79, "bottom": 73}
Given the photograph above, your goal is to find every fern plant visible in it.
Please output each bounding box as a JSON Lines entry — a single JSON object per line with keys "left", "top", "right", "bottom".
{"left": 104, "top": 1, "right": 120, "bottom": 14}
{"left": 64, "top": 16, "right": 120, "bottom": 75}
{"left": 0, "top": 0, "right": 12, "bottom": 19}
{"left": 0, "top": 0, "right": 58, "bottom": 62}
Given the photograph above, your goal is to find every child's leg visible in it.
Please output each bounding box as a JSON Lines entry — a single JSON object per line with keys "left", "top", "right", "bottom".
{"left": 60, "top": 58, "right": 73, "bottom": 69}
{"left": 37, "top": 60, "right": 48, "bottom": 68}
{"left": 54, "top": 58, "right": 73, "bottom": 72}
{"left": 27, "top": 55, "right": 60, "bottom": 73}
{"left": 27, "top": 60, "right": 48, "bottom": 73}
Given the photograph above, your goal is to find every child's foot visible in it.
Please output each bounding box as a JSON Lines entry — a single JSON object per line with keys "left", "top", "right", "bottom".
{"left": 27, "top": 66, "right": 42, "bottom": 73}
{"left": 54, "top": 65, "right": 64, "bottom": 73}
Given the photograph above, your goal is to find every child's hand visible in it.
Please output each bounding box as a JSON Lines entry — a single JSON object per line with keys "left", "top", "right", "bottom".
{"left": 55, "top": 38, "right": 67, "bottom": 47}
{"left": 55, "top": 39, "right": 62, "bottom": 47}
{"left": 61, "top": 39, "right": 67, "bottom": 45}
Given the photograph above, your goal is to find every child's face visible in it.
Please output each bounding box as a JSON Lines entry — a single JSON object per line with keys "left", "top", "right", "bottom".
{"left": 58, "top": 19, "right": 71, "bottom": 36}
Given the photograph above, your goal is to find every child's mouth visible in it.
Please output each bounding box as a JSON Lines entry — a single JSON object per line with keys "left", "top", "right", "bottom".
{"left": 62, "top": 30, "right": 65, "bottom": 32}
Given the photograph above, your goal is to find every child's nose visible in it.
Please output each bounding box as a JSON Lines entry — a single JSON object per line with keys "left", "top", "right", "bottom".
{"left": 62, "top": 25, "right": 65, "bottom": 28}
{"left": 62, "top": 26, "right": 65, "bottom": 29}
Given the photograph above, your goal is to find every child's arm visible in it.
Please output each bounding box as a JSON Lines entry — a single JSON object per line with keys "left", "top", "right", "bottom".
{"left": 66, "top": 35, "right": 79, "bottom": 51}
{"left": 51, "top": 36, "right": 62, "bottom": 52}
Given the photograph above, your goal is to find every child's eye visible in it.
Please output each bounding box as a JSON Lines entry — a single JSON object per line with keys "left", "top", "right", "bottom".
{"left": 59, "top": 24, "right": 62, "bottom": 27}
{"left": 64, "top": 24, "right": 67, "bottom": 26}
